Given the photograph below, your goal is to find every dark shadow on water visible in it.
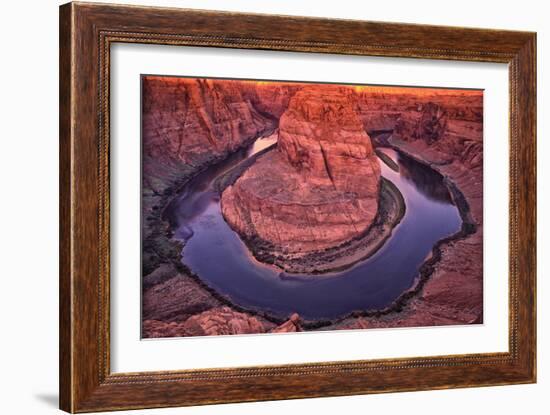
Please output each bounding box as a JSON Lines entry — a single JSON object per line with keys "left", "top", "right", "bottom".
{"left": 397, "top": 153, "right": 454, "bottom": 204}
{"left": 35, "top": 393, "right": 58, "bottom": 408}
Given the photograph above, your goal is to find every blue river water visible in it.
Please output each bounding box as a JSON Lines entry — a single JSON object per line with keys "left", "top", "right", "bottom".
{"left": 163, "top": 135, "right": 462, "bottom": 320}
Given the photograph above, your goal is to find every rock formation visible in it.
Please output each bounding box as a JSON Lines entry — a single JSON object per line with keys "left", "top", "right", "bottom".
{"left": 142, "top": 77, "right": 277, "bottom": 195}
{"left": 142, "top": 306, "right": 270, "bottom": 338}
{"left": 180, "top": 306, "right": 266, "bottom": 336}
{"left": 221, "top": 86, "right": 381, "bottom": 254}
{"left": 270, "top": 313, "right": 302, "bottom": 333}
{"left": 356, "top": 89, "right": 483, "bottom": 170}
{"left": 395, "top": 102, "right": 448, "bottom": 144}
{"left": 142, "top": 264, "right": 222, "bottom": 322}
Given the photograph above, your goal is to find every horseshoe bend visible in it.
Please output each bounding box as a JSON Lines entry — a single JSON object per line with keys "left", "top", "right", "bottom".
{"left": 220, "top": 86, "right": 405, "bottom": 273}
{"left": 140, "top": 76, "right": 484, "bottom": 338}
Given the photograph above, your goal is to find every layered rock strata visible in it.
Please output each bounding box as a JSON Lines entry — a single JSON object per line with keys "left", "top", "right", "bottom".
{"left": 142, "top": 308, "right": 303, "bottom": 338}
{"left": 221, "top": 86, "right": 382, "bottom": 257}
{"left": 357, "top": 88, "right": 483, "bottom": 166}
{"left": 142, "top": 77, "right": 285, "bottom": 198}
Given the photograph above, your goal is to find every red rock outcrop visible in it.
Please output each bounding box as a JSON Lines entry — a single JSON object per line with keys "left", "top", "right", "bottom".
{"left": 246, "top": 83, "right": 300, "bottom": 119}
{"left": 181, "top": 306, "right": 267, "bottom": 336}
{"left": 416, "top": 102, "right": 448, "bottom": 143}
{"left": 392, "top": 100, "right": 483, "bottom": 169}
{"left": 142, "top": 77, "right": 278, "bottom": 194}
{"left": 142, "top": 309, "right": 304, "bottom": 338}
{"left": 142, "top": 306, "right": 271, "bottom": 338}
{"left": 270, "top": 313, "right": 302, "bottom": 333}
{"left": 221, "top": 86, "right": 381, "bottom": 254}
{"left": 356, "top": 89, "right": 483, "bottom": 170}
{"left": 142, "top": 78, "right": 300, "bottom": 182}
{"left": 142, "top": 264, "right": 222, "bottom": 323}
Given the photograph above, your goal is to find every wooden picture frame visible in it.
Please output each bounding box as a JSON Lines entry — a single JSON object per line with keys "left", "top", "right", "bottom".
{"left": 59, "top": 2, "right": 536, "bottom": 412}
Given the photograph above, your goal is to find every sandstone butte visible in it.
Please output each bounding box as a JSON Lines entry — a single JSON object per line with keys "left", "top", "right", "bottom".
{"left": 221, "top": 86, "right": 381, "bottom": 254}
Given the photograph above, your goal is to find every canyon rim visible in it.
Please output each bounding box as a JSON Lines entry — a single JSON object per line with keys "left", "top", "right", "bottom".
{"left": 141, "top": 76, "right": 483, "bottom": 338}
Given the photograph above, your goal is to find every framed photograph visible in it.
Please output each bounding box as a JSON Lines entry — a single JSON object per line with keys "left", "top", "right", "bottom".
{"left": 59, "top": 2, "right": 536, "bottom": 412}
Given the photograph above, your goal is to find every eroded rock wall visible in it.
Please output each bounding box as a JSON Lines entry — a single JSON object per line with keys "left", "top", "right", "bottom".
{"left": 357, "top": 90, "right": 483, "bottom": 169}
{"left": 142, "top": 77, "right": 280, "bottom": 195}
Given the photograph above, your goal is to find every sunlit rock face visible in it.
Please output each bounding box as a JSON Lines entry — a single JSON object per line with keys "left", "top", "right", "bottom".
{"left": 278, "top": 87, "right": 380, "bottom": 194}
{"left": 221, "top": 86, "right": 381, "bottom": 254}
{"left": 247, "top": 83, "right": 301, "bottom": 119}
{"left": 142, "top": 78, "right": 274, "bottom": 192}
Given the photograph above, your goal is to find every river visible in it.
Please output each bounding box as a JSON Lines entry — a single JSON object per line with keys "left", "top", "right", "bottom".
{"left": 163, "top": 134, "right": 462, "bottom": 320}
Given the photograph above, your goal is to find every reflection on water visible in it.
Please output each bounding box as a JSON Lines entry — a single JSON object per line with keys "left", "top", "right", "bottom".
{"left": 163, "top": 141, "right": 462, "bottom": 320}
{"left": 397, "top": 154, "right": 453, "bottom": 203}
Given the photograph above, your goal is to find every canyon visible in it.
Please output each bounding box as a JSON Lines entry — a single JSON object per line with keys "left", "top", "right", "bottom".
{"left": 141, "top": 76, "right": 483, "bottom": 338}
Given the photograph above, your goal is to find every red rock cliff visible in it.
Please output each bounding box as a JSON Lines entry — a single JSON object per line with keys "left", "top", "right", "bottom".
{"left": 221, "top": 86, "right": 381, "bottom": 254}
{"left": 143, "top": 78, "right": 275, "bottom": 193}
